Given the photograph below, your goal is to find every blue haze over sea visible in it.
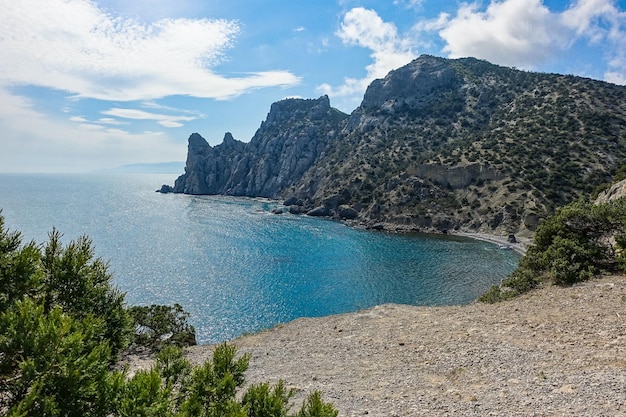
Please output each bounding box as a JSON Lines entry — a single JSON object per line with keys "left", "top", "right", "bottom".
{"left": 0, "top": 174, "right": 519, "bottom": 344}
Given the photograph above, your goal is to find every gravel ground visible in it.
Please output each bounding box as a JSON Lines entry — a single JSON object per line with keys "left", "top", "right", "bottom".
{"left": 177, "top": 275, "right": 626, "bottom": 417}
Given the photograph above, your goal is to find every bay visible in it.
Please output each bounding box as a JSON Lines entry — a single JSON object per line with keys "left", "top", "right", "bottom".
{"left": 0, "top": 173, "right": 519, "bottom": 344}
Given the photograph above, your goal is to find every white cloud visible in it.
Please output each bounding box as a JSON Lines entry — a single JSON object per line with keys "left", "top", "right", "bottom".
{"left": 605, "top": 51, "right": 626, "bottom": 85}
{"left": 561, "top": 0, "right": 617, "bottom": 39}
{"left": 427, "top": 0, "right": 626, "bottom": 83}
{"left": 140, "top": 101, "right": 204, "bottom": 116}
{"left": 560, "top": 0, "right": 626, "bottom": 85}
{"left": 0, "top": 88, "right": 186, "bottom": 173}
{"left": 106, "top": 128, "right": 131, "bottom": 136}
{"left": 102, "top": 108, "right": 198, "bottom": 127}
{"left": 98, "top": 117, "right": 128, "bottom": 125}
{"left": 438, "top": 0, "right": 561, "bottom": 68}
{"left": 158, "top": 120, "right": 184, "bottom": 128}
{"left": 605, "top": 71, "right": 626, "bottom": 84}
{"left": 0, "top": 0, "right": 300, "bottom": 101}
{"left": 78, "top": 123, "right": 105, "bottom": 130}
{"left": 318, "top": 8, "right": 416, "bottom": 100}
{"left": 393, "top": 0, "right": 424, "bottom": 9}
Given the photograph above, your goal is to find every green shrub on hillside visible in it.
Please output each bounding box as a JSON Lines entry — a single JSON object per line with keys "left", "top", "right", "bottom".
{"left": 42, "top": 229, "right": 133, "bottom": 358}
{"left": 0, "top": 212, "right": 337, "bottom": 416}
{"left": 129, "top": 303, "right": 197, "bottom": 349}
{"left": 1, "top": 299, "right": 123, "bottom": 417}
{"left": 479, "top": 198, "right": 626, "bottom": 303}
{"left": 0, "top": 215, "right": 131, "bottom": 415}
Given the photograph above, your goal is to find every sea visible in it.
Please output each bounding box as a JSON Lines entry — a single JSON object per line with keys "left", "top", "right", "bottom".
{"left": 0, "top": 173, "right": 520, "bottom": 344}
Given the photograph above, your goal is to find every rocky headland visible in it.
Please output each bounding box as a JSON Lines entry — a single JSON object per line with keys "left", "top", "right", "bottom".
{"left": 161, "top": 55, "right": 626, "bottom": 237}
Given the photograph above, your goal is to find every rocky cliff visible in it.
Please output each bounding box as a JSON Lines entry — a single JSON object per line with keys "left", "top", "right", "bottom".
{"left": 595, "top": 179, "right": 626, "bottom": 204}
{"left": 169, "top": 96, "right": 348, "bottom": 198}
{"left": 163, "top": 55, "right": 626, "bottom": 235}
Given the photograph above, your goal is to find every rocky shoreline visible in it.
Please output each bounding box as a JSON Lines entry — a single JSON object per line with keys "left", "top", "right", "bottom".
{"left": 126, "top": 275, "right": 626, "bottom": 416}
{"left": 270, "top": 195, "right": 531, "bottom": 255}
{"left": 450, "top": 231, "right": 528, "bottom": 255}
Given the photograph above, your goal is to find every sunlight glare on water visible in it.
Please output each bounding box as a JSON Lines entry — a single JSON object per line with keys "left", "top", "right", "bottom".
{"left": 0, "top": 174, "right": 519, "bottom": 343}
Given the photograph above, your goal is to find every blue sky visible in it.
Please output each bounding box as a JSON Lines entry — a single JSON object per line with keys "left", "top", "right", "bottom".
{"left": 1, "top": 0, "right": 625, "bottom": 172}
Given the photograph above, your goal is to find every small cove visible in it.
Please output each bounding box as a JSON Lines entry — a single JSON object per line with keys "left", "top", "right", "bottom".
{"left": 0, "top": 173, "right": 519, "bottom": 343}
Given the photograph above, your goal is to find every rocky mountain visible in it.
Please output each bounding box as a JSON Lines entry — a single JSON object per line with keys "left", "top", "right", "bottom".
{"left": 166, "top": 96, "right": 347, "bottom": 197}
{"left": 162, "top": 55, "right": 626, "bottom": 236}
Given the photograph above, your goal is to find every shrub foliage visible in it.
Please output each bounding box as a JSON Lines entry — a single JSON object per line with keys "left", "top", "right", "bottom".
{"left": 479, "top": 198, "right": 626, "bottom": 302}
{"left": 129, "top": 303, "right": 197, "bottom": 349}
{"left": 0, "top": 212, "right": 337, "bottom": 416}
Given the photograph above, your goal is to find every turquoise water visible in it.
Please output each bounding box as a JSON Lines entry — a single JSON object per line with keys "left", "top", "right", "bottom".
{"left": 0, "top": 174, "right": 519, "bottom": 343}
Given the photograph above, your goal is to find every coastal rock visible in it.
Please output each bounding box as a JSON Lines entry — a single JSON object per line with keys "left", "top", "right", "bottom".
{"left": 306, "top": 206, "right": 330, "bottom": 217}
{"left": 283, "top": 196, "right": 304, "bottom": 206}
{"left": 172, "top": 132, "right": 246, "bottom": 195}
{"left": 157, "top": 184, "right": 174, "bottom": 193}
{"left": 337, "top": 206, "right": 359, "bottom": 220}
{"left": 171, "top": 97, "right": 348, "bottom": 198}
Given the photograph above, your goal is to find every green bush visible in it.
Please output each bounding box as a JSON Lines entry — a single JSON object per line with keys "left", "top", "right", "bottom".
{"left": 480, "top": 197, "right": 626, "bottom": 302}
{"left": 118, "top": 344, "right": 337, "bottom": 417}
{"left": 129, "top": 303, "right": 197, "bottom": 349}
{"left": 41, "top": 229, "right": 133, "bottom": 358}
{"left": 0, "top": 213, "right": 338, "bottom": 416}
{"left": 294, "top": 391, "right": 339, "bottom": 417}
{"left": 242, "top": 380, "right": 294, "bottom": 417}
{"left": 0, "top": 299, "right": 123, "bottom": 417}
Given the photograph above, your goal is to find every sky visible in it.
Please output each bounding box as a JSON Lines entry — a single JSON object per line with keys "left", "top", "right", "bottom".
{"left": 1, "top": 0, "right": 625, "bottom": 173}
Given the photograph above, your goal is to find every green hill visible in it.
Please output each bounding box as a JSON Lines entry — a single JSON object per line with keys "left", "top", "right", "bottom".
{"left": 167, "top": 55, "right": 626, "bottom": 236}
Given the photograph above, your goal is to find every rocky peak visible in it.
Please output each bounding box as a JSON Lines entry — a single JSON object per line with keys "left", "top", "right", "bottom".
{"left": 360, "top": 55, "right": 458, "bottom": 111}
{"left": 216, "top": 132, "right": 245, "bottom": 153}
{"left": 222, "top": 132, "right": 236, "bottom": 145}
{"left": 188, "top": 132, "right": 210, "bottom": 153}
{"left": 256, "top": 95, "right": 335, "bottom": 137}
{"left": 168, "top": 96, "right": 348, "bottom": 198}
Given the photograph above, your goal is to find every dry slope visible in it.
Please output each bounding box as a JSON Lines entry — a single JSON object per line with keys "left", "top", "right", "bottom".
{"left": 184, "top": 276, "right": 626, "bottom": 416}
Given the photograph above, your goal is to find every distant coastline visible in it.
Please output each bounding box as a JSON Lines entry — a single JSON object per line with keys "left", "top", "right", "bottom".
{"left": 95, "top": 161, "right": 185, "bottom": 174}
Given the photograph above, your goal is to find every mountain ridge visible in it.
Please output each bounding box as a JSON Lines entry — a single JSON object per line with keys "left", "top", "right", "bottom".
{"left": 162, "top": 55, "right": 626, "bottom": 236}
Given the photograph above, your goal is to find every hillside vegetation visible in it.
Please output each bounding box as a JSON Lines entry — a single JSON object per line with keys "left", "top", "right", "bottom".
{"left": 288, "top": 56, "right": 626, "bottom": 234}
{"left": 479, "top": 196, "right": 626, "bottom": 303}
{"left": 168, "top": 55, "right": 626, "bottom": 235}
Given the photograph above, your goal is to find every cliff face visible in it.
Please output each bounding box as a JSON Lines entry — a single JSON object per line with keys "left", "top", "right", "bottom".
{"left": 595, "top": 179, "right": 626, "bottom": 204}
{"left": 171, "top": 96, "right": 348, "bottom": 197}
{"left": 172, "top": 132, "right": 245, "bottom": 194}
{"left": 165, "top": 55, "right": 626, "bottom": 235}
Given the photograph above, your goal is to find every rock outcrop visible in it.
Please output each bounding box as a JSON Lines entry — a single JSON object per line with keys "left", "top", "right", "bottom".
{"left": 172, "top": 132, "right": 245, "bottom": 194}
{"left": 595, "top": 179, "right": 626, "bottom": 204}
{"left": 169, "top": 96, "right": 348, "bottom": 198}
